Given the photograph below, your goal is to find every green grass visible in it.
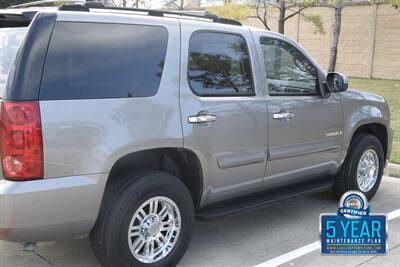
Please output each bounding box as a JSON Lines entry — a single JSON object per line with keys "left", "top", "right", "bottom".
{"left": 348, "top": 78, "right": 400, "bottom": 164}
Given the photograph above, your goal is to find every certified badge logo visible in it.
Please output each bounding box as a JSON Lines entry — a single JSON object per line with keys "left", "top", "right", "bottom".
{"left": 338, "top": 191, "right": 370, "bottom": 219}
{"left": 320, "top": 191, "right": 387, "bottom": 254}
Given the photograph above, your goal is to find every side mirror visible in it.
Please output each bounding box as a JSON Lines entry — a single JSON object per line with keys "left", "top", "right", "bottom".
{"left": 325, "top": 72, "right": 348, "bottom": 93}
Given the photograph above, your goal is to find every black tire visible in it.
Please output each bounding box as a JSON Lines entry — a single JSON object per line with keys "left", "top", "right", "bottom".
{"left": 91, "top": 171, "right": 195, "bottom": 267}
{"left": 333, "top": 134, "right": 384, "bottom": 200}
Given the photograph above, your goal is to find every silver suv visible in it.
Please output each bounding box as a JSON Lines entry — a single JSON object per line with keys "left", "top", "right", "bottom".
{"left": 0, "top": 3, "right": 392, "bottom": 267}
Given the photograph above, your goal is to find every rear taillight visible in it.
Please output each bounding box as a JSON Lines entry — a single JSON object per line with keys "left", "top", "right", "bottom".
{"left": 0, "top": 101, "right": 43, "bottom": 181}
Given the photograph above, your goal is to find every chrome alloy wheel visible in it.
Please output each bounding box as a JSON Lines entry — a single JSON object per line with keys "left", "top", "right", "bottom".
{"left": 357, "top": 149, "right": 379, "bottom": 192}
{"left": 128, "top": 196, "right": 181, "bottom": 264}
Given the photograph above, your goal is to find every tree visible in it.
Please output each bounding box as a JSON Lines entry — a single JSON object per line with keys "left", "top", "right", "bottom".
{"left": 328, "top": 0, "right": 342, "bottom": 72}
{"left": 256, "top": 0, "right": 325, "bottom": 35}
{"left": 207, "top": 3, "right": 252, "bottom": 21}
{"left": 392, "top": 0, "right": 400, "bottom": 11}
{"left": 160, "top": 0, "right": 185, "bottom": 10}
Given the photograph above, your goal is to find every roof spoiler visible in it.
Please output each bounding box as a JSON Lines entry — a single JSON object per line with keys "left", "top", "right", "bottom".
{"left": 0, "top": 11, "right": 37, "bottom": 27}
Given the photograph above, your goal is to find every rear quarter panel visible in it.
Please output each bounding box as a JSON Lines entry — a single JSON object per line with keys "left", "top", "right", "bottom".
{"left": 39, "top": 13, "right": 183, "bottom": 178}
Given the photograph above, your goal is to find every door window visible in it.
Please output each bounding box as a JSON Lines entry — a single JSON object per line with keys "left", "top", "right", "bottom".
{"left": 188, "top": 32, "right": 254, "bottom": 96}
{"left": 260, "top": 37, "right": 319, "bottom": 96}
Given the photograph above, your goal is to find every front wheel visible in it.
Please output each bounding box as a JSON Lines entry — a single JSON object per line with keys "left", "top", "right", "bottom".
{"left": 91, "top": 171, "right": 194, "bottom": 267}
{"left": 333, "top": 134, "right": 385, "bottom": 200}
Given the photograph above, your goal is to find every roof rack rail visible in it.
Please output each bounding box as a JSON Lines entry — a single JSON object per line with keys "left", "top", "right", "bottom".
{"left": 59, "top": 3, "right": 242, "bottom": 26}
{"left": 9, "top": 0, "right": 85, "bottom": 9}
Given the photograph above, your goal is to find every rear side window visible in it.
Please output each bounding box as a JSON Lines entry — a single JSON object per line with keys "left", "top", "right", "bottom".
{"left": 40, "top": 22, "right": 168, "bottom": 100}
{"left": 0, "top": 27, "right": 28, "bottom": 97}
{"left": 188, "top": 32, "right": 254, "bottom": 96}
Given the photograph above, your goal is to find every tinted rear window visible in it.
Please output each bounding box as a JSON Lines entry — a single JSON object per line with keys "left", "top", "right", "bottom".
{"left": 40, "top": 22, "right": 168, "bottom": 100}
{"left": 0, "top": 27, "right": 28, "bottom": 97}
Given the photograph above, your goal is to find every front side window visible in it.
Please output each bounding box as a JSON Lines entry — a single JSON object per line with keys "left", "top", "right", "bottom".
{"left": 260, "top": 37, "right": 319, "bottom": 96}
{"left": 40, "top": 22, "right": 168, "bottom": 100}
{"left": 188, "top": 32, "right": 254, "bottom": 96}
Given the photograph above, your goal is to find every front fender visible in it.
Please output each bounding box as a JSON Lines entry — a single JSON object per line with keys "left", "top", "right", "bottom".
{"left": 341, "top": 89, "right": 391, "bottom": 162}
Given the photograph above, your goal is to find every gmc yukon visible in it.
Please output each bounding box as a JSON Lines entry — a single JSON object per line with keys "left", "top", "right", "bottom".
{"left": 0, "top": 3, "right": 392, "bottom": 267}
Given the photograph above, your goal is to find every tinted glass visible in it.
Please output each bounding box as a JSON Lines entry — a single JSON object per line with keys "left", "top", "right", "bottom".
{"left": 260, "top": 37, "right": 319, "bottom": 96}
{"left": 189, "top": 32, "right": 254, "bottom": 96}
{"left": 0, "top": 27, "right": 27, "bottom": 97}
{"left": 40, "top": 22, "right": 168, "bottom": 100}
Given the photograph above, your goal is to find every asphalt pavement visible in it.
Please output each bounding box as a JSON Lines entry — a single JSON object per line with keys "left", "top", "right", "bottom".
{"left": 0, "top": 175, "right": 399, "bottom": 267}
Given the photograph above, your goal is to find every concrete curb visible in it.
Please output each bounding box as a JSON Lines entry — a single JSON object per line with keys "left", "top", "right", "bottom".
{"left": 385, "top": 163, "right": 400, "bottom": 178}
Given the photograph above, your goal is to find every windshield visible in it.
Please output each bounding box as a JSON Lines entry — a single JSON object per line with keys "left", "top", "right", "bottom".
{"left": 0, "top": 27, "right": 28, "bottom": 97}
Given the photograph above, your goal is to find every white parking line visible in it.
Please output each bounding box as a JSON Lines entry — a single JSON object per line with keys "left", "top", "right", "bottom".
{"left": 254, "top": 241, "right": 320, "bottom": 267}
{"left": 254, "top": 208, "right": 400, "bottom": 267}
{"left": 388, "top": 209, "right": 400, "bottom": 220}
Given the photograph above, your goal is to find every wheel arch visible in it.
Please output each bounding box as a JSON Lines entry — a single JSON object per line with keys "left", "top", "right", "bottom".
{"left": 105, "top": 148, "right": 204, "bottom": 209}
{"left": 347, "top": 123, "right": 389, "bottom": 162}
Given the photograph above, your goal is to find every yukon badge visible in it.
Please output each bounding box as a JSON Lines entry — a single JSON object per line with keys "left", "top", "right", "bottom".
{"left": 325, "top": 130, "right": 343, "bottom": 137}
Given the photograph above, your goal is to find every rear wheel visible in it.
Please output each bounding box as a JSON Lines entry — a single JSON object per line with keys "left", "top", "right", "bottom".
{"left": 333, "top": 134, "right": 384, "bottom": 200}
{"left": 128, "top": 196, "right": 181, "bottom": 263}
{"left": 91, "top": 171, "right": 194, "bottom": 267}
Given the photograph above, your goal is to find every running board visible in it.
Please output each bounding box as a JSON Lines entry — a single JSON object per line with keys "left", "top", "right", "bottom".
{"left": 196, "top": 178, "right": 334, "bottom": 220}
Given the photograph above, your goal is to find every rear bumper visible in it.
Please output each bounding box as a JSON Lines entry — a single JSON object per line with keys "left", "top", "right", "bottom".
{"left": 0, "top": 173, "right": 107, "bottom": 242}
